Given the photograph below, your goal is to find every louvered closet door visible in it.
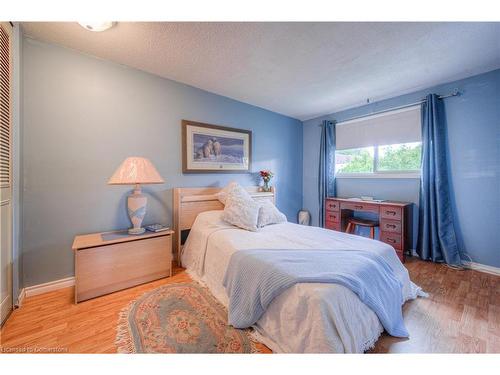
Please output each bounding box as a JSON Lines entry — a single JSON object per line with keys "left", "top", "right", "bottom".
{"left": 0, "top": 21, "right": 13, "bottom": 327}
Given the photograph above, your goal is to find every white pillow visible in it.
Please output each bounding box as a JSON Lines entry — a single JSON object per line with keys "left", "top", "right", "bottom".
{"left": 257, "top": 200, "right": 287, "bottom": 228}
{"left": 221, "top": 194, "right": 260, "bottom": 231}
{"left": 216, "top": 182, "right": 252, "bottom": 205}
{"left": 193, "top": 210, "right": 227, "bottom": 228}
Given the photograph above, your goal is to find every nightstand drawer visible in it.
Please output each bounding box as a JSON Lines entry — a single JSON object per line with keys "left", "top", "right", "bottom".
{"left": 74, "top": 231, "right": 173, "bottom": 303}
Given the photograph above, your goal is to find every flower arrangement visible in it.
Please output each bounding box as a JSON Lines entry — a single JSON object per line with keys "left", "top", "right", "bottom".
{"left": 259, "top": 170, "right": 274, "bottom": 192}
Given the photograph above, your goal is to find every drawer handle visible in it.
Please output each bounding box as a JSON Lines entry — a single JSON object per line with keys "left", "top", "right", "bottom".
{"left": 386, "top": 224, "right": 396, "bottom": 229}
{"left": 386, "top": 238, "right": 396, "bottom": 243}
{"left": 354, "top": 205, "right": 363, "bottom": 209}
{"left": 385, "top": 210, "right": 397, "bottom": 216}
{"left": 329, "top": 215, "right": 335, "bottom": 220}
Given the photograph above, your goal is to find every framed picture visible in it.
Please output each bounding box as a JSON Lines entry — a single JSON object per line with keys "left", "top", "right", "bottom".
{"left": 182, "top": 120, "right": 252, "bottom": 173}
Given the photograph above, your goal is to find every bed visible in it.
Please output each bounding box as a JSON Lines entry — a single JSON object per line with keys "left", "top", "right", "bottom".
{"left": 173, "top": 186, "right": 424, "bottom": 353}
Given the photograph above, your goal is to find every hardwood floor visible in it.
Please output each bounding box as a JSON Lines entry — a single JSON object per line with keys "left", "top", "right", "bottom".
{"left": 1, "top": 258, "right": 498, "bottom": 353}
{"left": 371, "top": 259, "right": 499, "bottom": 353}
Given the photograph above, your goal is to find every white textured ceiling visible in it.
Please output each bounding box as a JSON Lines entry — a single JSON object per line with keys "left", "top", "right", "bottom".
{"left": 21, "top": 22, "right": 500, "bottom": 121}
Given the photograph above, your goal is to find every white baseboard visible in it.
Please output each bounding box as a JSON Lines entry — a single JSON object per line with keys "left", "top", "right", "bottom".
{"left": 14, "top": 288, "right": 26, "bottom": 308}
{"left": 24, "top": 277, "right": 75, "bottom": 298}
{"left": 463, "top": 261, "right": 500, "bottom": 276}
{"left": 410, "top": 251, "right": 499, "bottom": 276}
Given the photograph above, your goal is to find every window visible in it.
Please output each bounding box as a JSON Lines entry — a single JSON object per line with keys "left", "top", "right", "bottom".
{"left": 335, "top": 106, "right": 421, "bottom": 177}
{"left": 377, "top": 142, "right": 421, "bottom": 171}
{"left": 336, "top": 147, "right": 374, "bottom": 173}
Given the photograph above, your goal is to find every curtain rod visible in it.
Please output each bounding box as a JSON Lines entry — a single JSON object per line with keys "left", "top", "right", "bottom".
{"left": 319, "top": 89, "right": 461, "bottom": 126}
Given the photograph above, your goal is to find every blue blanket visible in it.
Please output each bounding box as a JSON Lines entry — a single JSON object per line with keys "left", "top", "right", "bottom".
{"left": 223, "top": 249, "right": 409, "bottom": 338}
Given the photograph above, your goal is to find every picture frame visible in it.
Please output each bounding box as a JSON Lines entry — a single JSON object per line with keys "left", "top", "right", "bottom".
{"left": 181, "top": 120, "right": 252, "bottom": 173}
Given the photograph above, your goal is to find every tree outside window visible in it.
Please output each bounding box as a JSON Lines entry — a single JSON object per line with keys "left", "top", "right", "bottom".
{"left": 335, "top": 142, "right": 421, "bottom": 175}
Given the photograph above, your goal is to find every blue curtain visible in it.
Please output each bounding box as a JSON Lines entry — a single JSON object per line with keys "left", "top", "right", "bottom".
{"left": 318, "top": 120, "right": 336, "bottom": 227}
{"left": 417, "top": 94, "right": 461, "bottom": 266}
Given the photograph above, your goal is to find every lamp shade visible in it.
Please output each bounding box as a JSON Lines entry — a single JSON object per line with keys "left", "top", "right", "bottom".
{"left": 108, "top": 157, "right": 164, "bottom": 185}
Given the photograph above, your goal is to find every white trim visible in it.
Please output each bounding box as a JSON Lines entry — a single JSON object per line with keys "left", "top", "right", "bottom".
{"left": 336, "top": 173, "right": 420, "bottom": 179}
{"left": 463, "top": 261, "right": 500, "bottom": 276}
{"left": 24, "top": 277, "right": 75, "bottom": 298}
{"left": 410, "top": 251, "right": 499, "bottom": 276}
{"left": 14, "top": 288, "right": 25, "bottom": 308}
{"left": 11, "top": 22, "right": 23, "bottom": 318}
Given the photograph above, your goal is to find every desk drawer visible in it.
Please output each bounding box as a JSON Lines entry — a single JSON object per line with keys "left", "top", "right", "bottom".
{"left": 380, "top": 206, "right": 402, "bottom": 220}
{"left": 380, "top": 232, "right": 403, "bottom": 250}
{"left": 380, "top": 219, "right": 402, "bottom": 233}
{"left": 326, "top": 199, "right": 340, "bottom": 212}
{"left": 325, "top": 210, "right": 340, "bottom": 223}
{"left": 340, "top": 201, "right": 379, "bottom": 213}
{"left": 325, "top": 221, "right": 341, "bottom": 231}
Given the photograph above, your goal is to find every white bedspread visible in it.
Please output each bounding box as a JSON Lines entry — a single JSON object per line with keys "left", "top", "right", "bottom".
{"left": 181, "top": 210, "right": 424, "bottom": 353}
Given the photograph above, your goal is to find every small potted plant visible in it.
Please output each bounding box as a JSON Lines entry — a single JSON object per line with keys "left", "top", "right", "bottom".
{"left": 259, "top": 170, "right": 274, "bottom": 192}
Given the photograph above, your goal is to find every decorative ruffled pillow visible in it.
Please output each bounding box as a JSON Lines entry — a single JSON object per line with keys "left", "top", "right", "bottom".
{"left": 216, "top": 182, "right": 252, "bottom": 205}
{"left": 221, "top": 194, "right": 260, "bottom": 232}
{"left": 257, "top": 200, "right": 288, "bottom": 228}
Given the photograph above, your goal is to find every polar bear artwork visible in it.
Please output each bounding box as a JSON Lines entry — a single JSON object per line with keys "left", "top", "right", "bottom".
{"left": 183, "top": 120, "right": 251, "bottom": 173}
{"left": 195, "top": 138, "right": 222, "bottom": 160}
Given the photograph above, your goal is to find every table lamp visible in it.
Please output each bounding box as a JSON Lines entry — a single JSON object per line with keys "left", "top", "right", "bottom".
{"left": 108, "top": 157, "right": 165, "bottom": 234}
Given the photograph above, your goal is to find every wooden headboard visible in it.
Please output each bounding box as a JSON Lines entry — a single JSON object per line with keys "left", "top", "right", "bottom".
{"left": 172, "top": 186, "right": 275, "bottom": 263}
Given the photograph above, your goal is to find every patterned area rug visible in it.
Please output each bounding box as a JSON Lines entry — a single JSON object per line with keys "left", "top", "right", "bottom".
{"left": 115, "top": 282, "right": 260, "bottom": 353}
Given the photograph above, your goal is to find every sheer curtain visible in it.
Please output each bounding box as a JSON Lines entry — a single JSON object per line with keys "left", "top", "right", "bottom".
{"left": 417, "top": 94, "right": 462, "bottom": 266}
{"left": 318, "top": 120, "right": 336, "bottom": 227}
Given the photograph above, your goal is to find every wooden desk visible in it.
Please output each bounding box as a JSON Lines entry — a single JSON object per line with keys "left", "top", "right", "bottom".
{"left": 325, "top": 197, "right": 412, "bottom": 262}
{"left": 72, "top": 229, "right": 173, "bottom": 303}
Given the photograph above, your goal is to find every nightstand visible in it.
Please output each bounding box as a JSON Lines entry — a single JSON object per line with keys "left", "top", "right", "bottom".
{"left": 72, "top": 229, "right": 173, "bottom": 303}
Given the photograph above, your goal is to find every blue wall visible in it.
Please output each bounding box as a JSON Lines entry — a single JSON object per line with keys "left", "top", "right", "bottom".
{"left": 303, "top": 69, "right": 500, "bottom": 268}
{"left": 22, "top": 37, "right": 303, "bottom": 286}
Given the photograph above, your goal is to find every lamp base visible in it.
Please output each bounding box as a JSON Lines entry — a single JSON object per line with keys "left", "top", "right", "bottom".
{"left": 127, "top": 185, "right": 147, "bottom": 235}
{"left": 128, "top": 227, "right": 146, "bottom": 235}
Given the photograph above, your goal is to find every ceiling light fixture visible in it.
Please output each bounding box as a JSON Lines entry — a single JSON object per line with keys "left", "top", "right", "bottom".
{"left": 78, "top": 22, "right": 116, "bottom": 32}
